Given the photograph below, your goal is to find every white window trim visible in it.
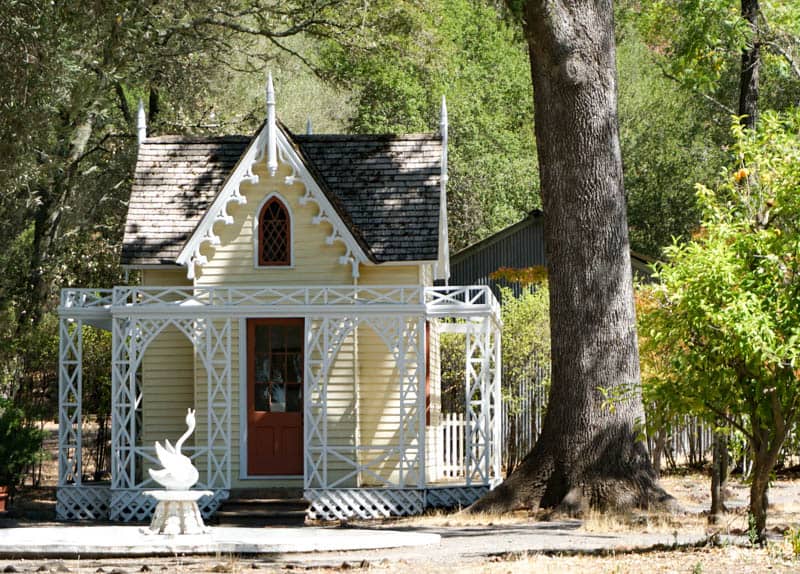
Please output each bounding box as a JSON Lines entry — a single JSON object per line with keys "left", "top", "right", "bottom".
{"left": 252, "top": 191, "right": 295, "bottom": 270}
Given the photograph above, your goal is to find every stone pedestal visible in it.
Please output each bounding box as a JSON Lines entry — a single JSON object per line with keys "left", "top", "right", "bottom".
{"left": 141, "top": 490, "right": 213, "bottom": 535}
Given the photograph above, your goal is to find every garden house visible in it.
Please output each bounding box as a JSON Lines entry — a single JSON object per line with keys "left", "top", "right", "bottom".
{"left": 56, "top": 78, "right": 502, "bottom": 522}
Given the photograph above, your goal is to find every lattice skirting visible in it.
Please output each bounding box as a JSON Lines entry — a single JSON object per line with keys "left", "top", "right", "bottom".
{"left": 425, "top": 486, "right": 488, "bottom": 509}
{"left": 305, "top": 486, "right": 491, "bottom": 521}
{"left": 57, "top": 487, "right": 228, "bottom": 522}
{"left": 305, "top": 488, "right": 425, "bottom": 521}
{"left": 56, "top": 485, "right": 111, "bottom": 520}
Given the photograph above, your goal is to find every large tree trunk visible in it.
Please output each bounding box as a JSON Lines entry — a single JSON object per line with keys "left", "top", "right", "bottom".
{"left": 738, "top": 0, "right": 760, "bottom": 129}
{"left": 470, "top": 0, "right": 673, "bottom": 514}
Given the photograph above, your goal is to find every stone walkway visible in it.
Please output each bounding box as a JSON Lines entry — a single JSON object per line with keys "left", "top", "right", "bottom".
{"left": 0, "top": 521, "right": 714, "bottom": 566}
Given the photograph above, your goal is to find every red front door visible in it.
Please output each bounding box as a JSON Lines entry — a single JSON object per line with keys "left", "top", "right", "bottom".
{"left": 247, "top": 318, "right": 304, "bottom": 476}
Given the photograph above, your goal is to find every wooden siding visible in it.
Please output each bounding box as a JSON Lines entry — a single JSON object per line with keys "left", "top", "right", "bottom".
{"left": 195, "top": 161, "right": 352, "bottom": 286}
{"left": 141, "top": 326, "right": 195, "bottom": 450}
{"left": 358, "top": 264, "right": 419, "bottom": 285}
{"left": 357, "top": 321, "right": 422, "bottom": 486}
{"left": 141, "top": 269, "right": 192, "bottom": 286}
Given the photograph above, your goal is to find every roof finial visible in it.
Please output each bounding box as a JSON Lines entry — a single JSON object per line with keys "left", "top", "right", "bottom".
{"left": 137, "top": 99, "right": 147, "bottom": 145}
{"left": 266, "top": 72, "right": 278, "bottom": 176}
{"left": 306, "top": 116, "right": 313, "bottom": 135}
{"left": 436, "top": 95, "right": 450, "bottom": 283}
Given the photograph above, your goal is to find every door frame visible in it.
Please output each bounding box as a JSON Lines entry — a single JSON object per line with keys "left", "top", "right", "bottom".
{"left": 238, "top": 316, "right": 306, "bottom": 480}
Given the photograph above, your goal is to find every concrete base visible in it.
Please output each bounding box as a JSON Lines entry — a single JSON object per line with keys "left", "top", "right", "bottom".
{"left": 0, "top": 526, "right": 440, "bottom": 558}
{"left": 142, "top": 490, "right": 213, "bottom": 535}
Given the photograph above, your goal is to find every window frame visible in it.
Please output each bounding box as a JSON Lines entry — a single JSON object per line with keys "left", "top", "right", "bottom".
{"left": 254, "top": 192, "right": 294, "bottom": 269}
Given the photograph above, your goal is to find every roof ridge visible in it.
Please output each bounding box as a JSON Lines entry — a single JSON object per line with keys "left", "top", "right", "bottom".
{"left": 143, "top": 135, "right": 252, "bottom": 144}
{"left": 294, "top": 133, "right": 440, "bottom": 142}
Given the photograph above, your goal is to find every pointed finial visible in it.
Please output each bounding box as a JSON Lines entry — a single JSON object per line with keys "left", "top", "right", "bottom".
{"left": 306, "top": 116, "right": 313, "bottom": 135}
{"left": 436, "top": 95, "right": 450, "bottom": 283}
{"left": 266, "top": 72, "right": 278, "bottom": 176}
{"left": 137, "top": 99, "right": 147, "bottom": 145}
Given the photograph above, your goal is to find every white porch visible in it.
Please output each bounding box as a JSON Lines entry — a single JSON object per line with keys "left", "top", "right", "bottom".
{"left": 57, "top": 285, "right": 502, "bottom": 521}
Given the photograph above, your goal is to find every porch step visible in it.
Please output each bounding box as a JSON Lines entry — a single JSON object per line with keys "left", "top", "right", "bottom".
{"left": 214, "top": 497, "right": 308, "bottom": 527}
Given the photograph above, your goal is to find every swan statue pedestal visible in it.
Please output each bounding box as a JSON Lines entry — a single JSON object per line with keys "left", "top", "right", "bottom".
{"left": 142, "top": 488, "right": 213, "bottom": 535}
{"left": 142, "top": 408, "right": 212, "bottom": 535}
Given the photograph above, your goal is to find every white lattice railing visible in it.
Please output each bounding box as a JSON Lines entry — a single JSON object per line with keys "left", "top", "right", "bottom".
{"left": 59, "top": 285, "right": 500, "bottom": 320}
{"left": 60, "top": 288, "right": 114, "bottom": 310}
{"left": 112, "top": 285, "right": 425, "bottom": 308}
{"left": 425, "top": 286, "right": 500, "bottom": 319}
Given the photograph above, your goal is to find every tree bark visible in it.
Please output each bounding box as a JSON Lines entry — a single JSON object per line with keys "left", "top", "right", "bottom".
{"left": 709, "top": 428, "right": 727, "bottom": 524}
{"left": 738, "top": 0, "right": 760, "bottom": 129}
{"left": 470, "top": 0, "right": 674, "bottom": 514}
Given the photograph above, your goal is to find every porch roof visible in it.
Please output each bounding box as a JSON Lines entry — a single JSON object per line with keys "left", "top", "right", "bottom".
{"left": 122, "top": 127, "right": 442, "bottom": 267}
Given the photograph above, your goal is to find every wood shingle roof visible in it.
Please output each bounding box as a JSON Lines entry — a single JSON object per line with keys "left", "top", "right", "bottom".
{"left": 121, "top": 128, "right": 442, "bottom": 267}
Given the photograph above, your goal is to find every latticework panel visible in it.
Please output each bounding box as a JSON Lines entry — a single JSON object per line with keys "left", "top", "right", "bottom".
{"left": 108, "top": 489, "right": 228, "bottom": 522}
{"left": 58, "top": 319, "right": 83, "bottom": 485}
{"left": 305, "top": 488, "right": 424, "bottom": 521}
{"left": 56, "top": 485, "right": 110, "bottom": 520}
{"left": 425, "top": 486, "right": 488, "bottom": 509}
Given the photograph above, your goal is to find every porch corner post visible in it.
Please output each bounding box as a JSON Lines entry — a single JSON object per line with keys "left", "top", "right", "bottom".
{"left": 58, "top": 316, "right": 83, "bottom": 486}
{"left": 110, "top": 315, "right": 134, "bottom": 492}
{"left": 417, "top": 315, "right": 427, "bottom": 489}
{"left": 481, "top": 317, "right": 492, "bottom": 485}
{"left": 492, "top": 320, "right": 502, "bottom": 481}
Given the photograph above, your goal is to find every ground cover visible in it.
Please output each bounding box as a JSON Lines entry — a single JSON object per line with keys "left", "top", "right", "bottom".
{"left": 3, "top": 432, "right": 800, "bottom": 573}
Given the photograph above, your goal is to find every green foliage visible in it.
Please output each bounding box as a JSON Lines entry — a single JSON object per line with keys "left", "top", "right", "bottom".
{"left": 632, "top": 0, "right": 800, "bottom": 115}
{"left": 499, "top": 285, "right": 550, "bottom": 399}
{"left": 640, "top": 109, "right": 800, "bottom": 530}
{"left": 785, "top": 525, "right": 800, "bottom": 559}
{"left": 617, "top": 23, "right": 726, "bottom": 256}
{"left": 0, "top": 398, "right": 44, "bottom": 495}
{"left": 320, "top": 0, "right": 539, "bottom": 250}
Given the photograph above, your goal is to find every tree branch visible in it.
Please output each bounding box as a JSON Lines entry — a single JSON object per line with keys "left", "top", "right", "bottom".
{"left": 763, "top": 41, "right": 800, "bottom": 81}
{"left": 657, "top": 64, "right": 736, "bottom": 116}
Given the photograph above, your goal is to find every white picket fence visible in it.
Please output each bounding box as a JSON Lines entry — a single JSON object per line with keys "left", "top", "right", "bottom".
{"left": 441, "top": 413, "right": 466, "bottom": 478}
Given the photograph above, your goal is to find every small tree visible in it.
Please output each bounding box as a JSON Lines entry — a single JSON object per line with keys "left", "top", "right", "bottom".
{"left": 641, "top": 110, "right": 800, "bottom": 543}
{"left": 0, "top": 399, "right": 44, "bottom": 498}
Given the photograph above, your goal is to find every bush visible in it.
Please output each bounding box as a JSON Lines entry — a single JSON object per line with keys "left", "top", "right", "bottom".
{"left": 0, "top": 398, "right": 44, "bottom": 497}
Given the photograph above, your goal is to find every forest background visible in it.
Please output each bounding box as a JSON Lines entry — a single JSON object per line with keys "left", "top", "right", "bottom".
{"left": 0, "top": 0, "right": 798, "bottom": 470}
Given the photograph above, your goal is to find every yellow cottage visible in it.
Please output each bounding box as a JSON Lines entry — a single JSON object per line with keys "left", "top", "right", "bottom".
{"left": 57, "top": 80, "right": 502, "bottom": 522}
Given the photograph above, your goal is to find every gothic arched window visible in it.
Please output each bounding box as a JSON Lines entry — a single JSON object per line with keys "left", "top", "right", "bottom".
{"left": 258, "top": 196, "right": 291, "bottom": 266}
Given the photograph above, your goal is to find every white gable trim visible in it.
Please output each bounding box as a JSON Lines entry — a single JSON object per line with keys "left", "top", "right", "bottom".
{"left": 252, "top": 191, "right": 295, "bottom": 269}
{"left": 278, "top": 130, "right": 368, "bottom": 278}
{"left": 176, "top": 123, "right": 369, "bottom": 279}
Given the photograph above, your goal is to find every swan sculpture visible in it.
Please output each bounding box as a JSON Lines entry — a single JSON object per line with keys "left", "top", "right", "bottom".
{"left": 148, "top": 408, "right": 200, "bottom": 490}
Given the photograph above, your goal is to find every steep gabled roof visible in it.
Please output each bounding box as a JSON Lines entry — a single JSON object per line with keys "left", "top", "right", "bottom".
{"left": 294, "top": 134, "right": 442, "bottom": 262}
{"left": 121, "top": 135, "right": 250, "bottom": 266}
{"left": 122, "top": 127, "right": 442, "bottom": 267}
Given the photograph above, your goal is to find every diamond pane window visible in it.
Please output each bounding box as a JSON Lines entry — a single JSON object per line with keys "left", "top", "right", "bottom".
{"left": 258, "top": 197, "right": 290, "bottom": 266}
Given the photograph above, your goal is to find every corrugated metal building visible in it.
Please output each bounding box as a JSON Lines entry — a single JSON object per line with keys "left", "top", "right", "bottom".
{"left": 445, "top": 210, "right": 655, "bottom": 299}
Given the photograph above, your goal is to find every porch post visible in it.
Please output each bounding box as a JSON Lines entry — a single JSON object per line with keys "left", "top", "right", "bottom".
{"left": 110, "top": 315, "right": 136, "bottom": 493}
{"left": 58, "top": 317, "right": 83, "bottom": 486}
{"left": 417, "top": 316, "right": 427, "bottom": 488}
{"left": 492, "top": 320, "right": 502, "bottom": 481}
{"left": 202, "top": 317, "right": 233, "bottom": 490}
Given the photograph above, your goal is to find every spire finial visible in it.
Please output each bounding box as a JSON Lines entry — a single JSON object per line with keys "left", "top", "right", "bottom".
{"left": 436, "top": 95, "right": 450, "bottom": 283}
{"left": 306, "top": 116, "right": 313, "bottom": 135}
{"left": 137, "top": 99, "right": 147, "bottom": 145}
{"left": 440, "top": 95, "right": 448, "bottom": 133}
{"left": 266, "top": 72, "right": 278, "bottom": 176}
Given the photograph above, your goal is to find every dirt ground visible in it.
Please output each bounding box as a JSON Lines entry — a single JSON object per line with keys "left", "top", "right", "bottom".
{"left": 3, "top": 434, "right": 800, "bottom": 573}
